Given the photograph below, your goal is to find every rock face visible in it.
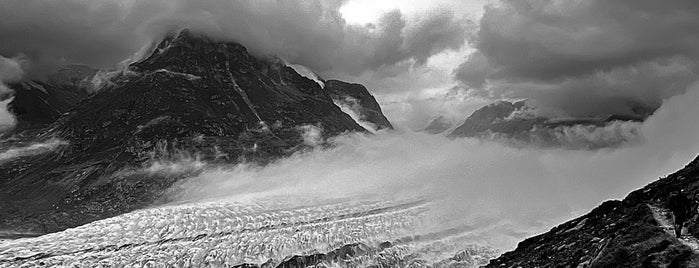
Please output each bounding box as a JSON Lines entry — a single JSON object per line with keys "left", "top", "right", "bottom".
{"left": 421, "top": 115, "right": 454, "bottom": 135}
{"left": 45, "top": 64, "right": 101, "bottom": 90}
{"left": 5, "top": 66, "right": 96, "bottom": 132}
{"left": 0, "top": 30, "right": 385, "bottom": 235}
{"left": 486, "top": 156, "right": 699, "bottom": 267}
{"left": 324, "top": 80, "right": 393, "bottom": 131}
{"left": 448, "top": 100, "right": 643, "bottom": 149}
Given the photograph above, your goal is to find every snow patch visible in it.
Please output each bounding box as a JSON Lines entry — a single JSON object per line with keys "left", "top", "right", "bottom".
{"left": 289, "top": 64, "right": 324, "bottom": 88}
{"left": 333, "top": 97, "right": 377, "bottom": 133}
{"left": 155, "top": 69, "right": 202, "bottom": 81}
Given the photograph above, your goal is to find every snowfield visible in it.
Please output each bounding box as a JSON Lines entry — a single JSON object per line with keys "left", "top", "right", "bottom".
{"left": 0, "top": 197, "right": 498, "bottom": 267}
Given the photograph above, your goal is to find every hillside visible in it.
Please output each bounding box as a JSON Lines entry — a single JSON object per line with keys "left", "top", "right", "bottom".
{"left": 487, "top": 156, "right": 699, "bottom": 267}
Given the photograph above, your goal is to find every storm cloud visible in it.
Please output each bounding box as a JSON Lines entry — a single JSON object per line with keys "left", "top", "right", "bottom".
{"left": 0, "top": 0, "right": 470, "bottom": 78}
{"left": 0, "top": 55, "right": 24, "bottom": 95}
{"left": 455, "top": 0, "right": 699, "bottom": 118}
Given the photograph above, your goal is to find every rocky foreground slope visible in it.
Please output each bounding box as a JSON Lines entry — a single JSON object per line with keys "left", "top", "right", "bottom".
{"left": 0, "top": 30, "right": 391, "bottom": 235}
{"left": 487, "top": 156, "right": 699, "bottom": 267}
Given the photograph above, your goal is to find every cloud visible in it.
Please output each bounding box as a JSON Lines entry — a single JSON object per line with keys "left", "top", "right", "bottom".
{"left": 0, "top": 55, "right": 24, "bottom": 95}
{"left": 403, "top": 10, "right": 473, "bottom": 65}
{"left": 288, "top": 64, "right": 325, "bottom": 88}
{"left": 453, "top": 51, "right": 491, "bottom": 89}
{"left": 0, "top": 0, "right": 471, "bottom": 78}
{"left": 488, "top": 120, "right": 645, "bottom": 150}
{"left": 0, "top": 99, "right": 16, "bottom": 132}
{"left": 0, "top": 55, "right": 26, "bottom": 130}
{"left": 0, "top": 138, "right": 68, "bottom": 162}
{"left": 379, "top": 86, "right": 491, "bottom": 130}
{"left": 455, "top": 0, "right": 699, "bottom": 117}
{"left": 296, "top": 124, "right": 324, "bottom": 147}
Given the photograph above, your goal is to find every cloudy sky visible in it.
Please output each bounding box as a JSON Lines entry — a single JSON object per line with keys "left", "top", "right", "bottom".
{"left": 1, "top": 0, "right": 698, "bottom": 129}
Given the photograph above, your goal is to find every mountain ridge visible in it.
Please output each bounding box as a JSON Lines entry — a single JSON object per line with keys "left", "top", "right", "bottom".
{"left": 0, "top": 29, "right": 392, "bottom": 235}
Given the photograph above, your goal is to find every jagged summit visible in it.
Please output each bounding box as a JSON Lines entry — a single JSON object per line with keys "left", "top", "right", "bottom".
{"left": 134, "top": 30, "right": 267, "bottom": 72}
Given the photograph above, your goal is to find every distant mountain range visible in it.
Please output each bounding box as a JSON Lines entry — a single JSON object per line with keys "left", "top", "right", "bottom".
{"left": 0, "top": 30, "right": 392, "bottom": 235}
{"left": 422, "top": 100, "right": 648, "bottom": 149}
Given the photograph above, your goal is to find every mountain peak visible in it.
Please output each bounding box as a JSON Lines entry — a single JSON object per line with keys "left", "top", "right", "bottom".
{"left": 132, "top": 29, "right": 250, "bottom": 73}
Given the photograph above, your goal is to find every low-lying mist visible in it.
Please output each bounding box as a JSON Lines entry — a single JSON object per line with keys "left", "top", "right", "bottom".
{"left": 0, "top": 138, "right": 67, "bottom": 162}
{"left": 160, "top": 83, "right": 699, "bottom": 250}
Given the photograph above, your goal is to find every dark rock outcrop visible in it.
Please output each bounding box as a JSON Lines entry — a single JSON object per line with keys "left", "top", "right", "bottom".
{"left": 5, "top": 72, "right": 92, "bottom": 132}
{"left": 486, "top": 156, "right": 699, "bottom": 267}
{"left": 230, "top": 241, "right": 496, "bottom": 268}
{"left": 324, "top": 79, "right": 393, "bottom": 131}
{"left": 0, "top": 30, "right": 385, "bottom": 235}
{"left": 230, "top": 243, "right": 369, "bottom": 268}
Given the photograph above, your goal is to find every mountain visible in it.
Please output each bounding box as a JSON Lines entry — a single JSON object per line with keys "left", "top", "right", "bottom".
{"left": 324, "top": 80, "right": 393, "bottom": 131}
{"left": 486, "top": 156, "right": 699, "bottom": 267}
{"left": 421, "top": 115, "right": 454, "bottom": 134}
{"left": 449, "top": 100, "right": 530, "bottom": 138}
{"left": 3, "top": 65, "right": 100, "bottom": 132}
{"left": 0, "top": 30, "right": 387, "bottom": 235}
{"left": 448, "top": 100, "right": 645, "bottom": 149}
{"left": 45, "top": 64, "right": 101, "bottom": 91}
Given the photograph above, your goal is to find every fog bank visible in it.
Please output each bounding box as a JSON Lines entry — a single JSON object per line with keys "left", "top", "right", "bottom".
{"left": 166, "top": 83, "right": 699, "bottom": 249}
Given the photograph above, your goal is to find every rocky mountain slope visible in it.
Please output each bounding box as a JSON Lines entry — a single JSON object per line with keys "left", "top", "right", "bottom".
{"left": 4, "top": 65, "right": 98, "bottom": 132}
{"left": 486, "top": 156, "right": 699, "bottom": 267}
{"left": 448, "top": 100, "right": 644, "bottom": 149}
{"left": 324, "top": 80, "right": 393, "bottom": 131}
{"left": 0, "top": 30, "right": 390, "bottom": 235}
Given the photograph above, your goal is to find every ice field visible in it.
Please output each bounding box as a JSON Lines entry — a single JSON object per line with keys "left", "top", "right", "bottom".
{"left": 0, "top": 197, "right": 498, "bottom": 267}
